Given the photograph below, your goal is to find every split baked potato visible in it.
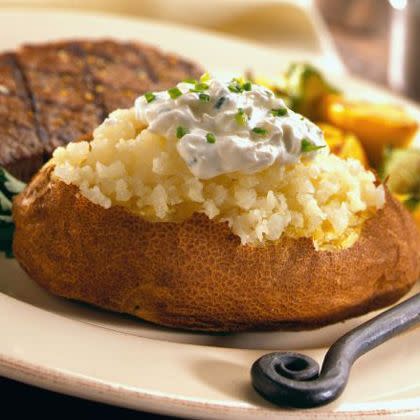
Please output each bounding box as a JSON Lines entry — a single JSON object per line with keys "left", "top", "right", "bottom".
{"left": 12, "top": 164, "right": 420, "bottom": 331}
{"left": 11, "top": 77, "right": 420, "bottom": 332}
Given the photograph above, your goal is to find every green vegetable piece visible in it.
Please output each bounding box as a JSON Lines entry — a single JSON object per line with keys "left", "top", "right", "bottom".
{"left": 0, "top": 221, "right": 14, "bottom": 239}
{"left": 199, "top": 93, "right": 210, "bottom": 102}
{"left": 176, "top": 126, "right": 189, "bottom": 139}
{"left": 168, "top": 87, "right": 183, "bottom": 99}
{"left": 144, "top": 92, "right": 156, "bottom": 103}
{"left": 380, "top": 147, "right": 420, "bottom": 195}
{"left": 242, "top": 81, "right": 252, "bottom": 91}
{"left": 0, "top": 167, "right": 26, "bottom": 198}
{"left": 301, "top": 138, "right": 326, "bottom": 153}
{"left": 284, "top": 63, "right": 339, "bottom": 118}
{"left": 0, "top": 214, "right": 12, "bottom": 223}
{"left": 0, "top": 191, "right": 12, "bottom": 214}
{"left": 229, "top": 78, "right": 253, "bottom": 94}
{"left": 0, "top": 167, "right": 26, "bottom": 258}
{"left": 271, "top": 107, "right": 288, "bottom": 117}
{"left": 190, "top": 82, "right": 209, "bottom": 93}
{"left": 235, "top": 108, "right": 248, "bottom": 126}
{"left": 183, "top": 78, "right": 197, "bottom": 84}
{"left": 228, "top": 82, "right": 242, "bottom": 93}
{"left": 252, "top": 127, "right": 268, "bottom": 136}
{"left": 206, "top": 133, "right": 216, "bottom": 143}
{"left": 404, "top": 196, "right": 420, "bottom": 211}
{"left": 200, "top": 72, "right": 211, "bottom": 82}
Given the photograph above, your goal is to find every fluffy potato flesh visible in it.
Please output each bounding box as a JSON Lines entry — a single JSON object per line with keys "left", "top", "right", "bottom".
{"left": 51, "top": 108, "right": 385, "bottom": 251}
{"left": 12, "top": 165, "right": 420, "bottom": 331}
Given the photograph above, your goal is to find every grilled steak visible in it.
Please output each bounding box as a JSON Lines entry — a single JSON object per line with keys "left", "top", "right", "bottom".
{"left": 0, "top": 40, "right": 203, "bottom": 180}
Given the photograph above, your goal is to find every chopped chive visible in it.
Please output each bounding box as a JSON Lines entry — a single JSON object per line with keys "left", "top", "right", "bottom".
{"left": 252, "top": 127, "right": 269, "bottom": 136}
{"left": 197, "top": 82, "right": 209, "bottom": 90}
{"left": 206, "top": 133, "right": 216, "bottom": 143}
{"left": 189, "top": 82, "right": 209, "bottom": 93}
{"left": 215, "top": 96, "right": 226, "bottom": 109}
{"left": 228, "top": 78, "right": 251, "bottom": 93}
{"left": 228, "top": 82, "right": 242, "bottom": 93}
{"left": 183, "top": 78, "right": 197, "bottom": 84}
{"left": 301, "top": 138, "right": 326, "bottom": 153}
{"left": 176, "top": 126, "right": 189, "bottom": 139}
{"left": 235, "top": 108, "right": 247, "bottom": 126}
{"left": 233, "top": 77, "right": 245, "bottom": 84}
{"left": 200, "top": 72, "right": 211, "bottom": 82}
{"left": 271, "top": 107, "right": 288, "bottom": 117}
{"left": 144, "top": 92, "right": 156, "bottom": 103}
{"left": 199, "top": 93, "right": 210, "bottom": 102}
{"left": 242, "top": 81, "right": 252, "bottom": 91}
{"left": 168, "top": 87, "right": 182, "bottom": 99}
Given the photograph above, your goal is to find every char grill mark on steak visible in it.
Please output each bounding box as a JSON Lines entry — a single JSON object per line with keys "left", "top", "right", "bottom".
{"left": 0, "top": 53, "right": 44, "bottom": 180}
{"left": 76, "top": 42, "right": 109, "bottom": 123}
{"left": 81, "top": 40, "right": 156, "bottom": 113}
{"left": 0, "top": 40, "right": 203, "bottom": 180}
{"left": 17, "top": 42, "right": 103, "bottom": 155}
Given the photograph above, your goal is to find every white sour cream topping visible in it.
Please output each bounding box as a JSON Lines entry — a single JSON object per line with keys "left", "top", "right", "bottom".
{"left": 135, "top": 78, "right": 327, "bottom": 179}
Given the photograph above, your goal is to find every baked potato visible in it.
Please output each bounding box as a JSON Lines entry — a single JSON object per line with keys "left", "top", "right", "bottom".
{"left": 11, "top": 78, "right": 420, "bottom": 332}
{"left": 12, "top": 164, "right": 420, "bottom": 331}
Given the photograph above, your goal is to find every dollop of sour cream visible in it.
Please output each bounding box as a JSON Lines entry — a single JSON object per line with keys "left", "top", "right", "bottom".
{"left": 135, "top": 77, "right": 327, "bottom": 179}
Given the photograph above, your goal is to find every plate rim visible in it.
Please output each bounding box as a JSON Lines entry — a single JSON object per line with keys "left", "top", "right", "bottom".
{"left": 1, "top": 292, "right": 420, "bottom": 419}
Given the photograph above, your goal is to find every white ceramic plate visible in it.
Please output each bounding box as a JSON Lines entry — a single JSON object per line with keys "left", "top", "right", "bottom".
{"left": 0, "top": 8, "right": 419, "bottom": 419}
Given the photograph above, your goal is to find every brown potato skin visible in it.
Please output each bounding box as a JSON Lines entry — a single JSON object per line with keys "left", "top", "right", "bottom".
{"left": 13, "top": 165, "right": 420, "bottom": 332}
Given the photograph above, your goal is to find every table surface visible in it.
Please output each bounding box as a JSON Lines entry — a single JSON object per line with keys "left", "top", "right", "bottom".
{"left": 0, "top": 4, "right": 401, "bottom": 419}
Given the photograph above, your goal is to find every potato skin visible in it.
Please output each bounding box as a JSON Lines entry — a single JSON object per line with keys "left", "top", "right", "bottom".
{"left": 13, "top": 165, "right": 420, "bottom": 332}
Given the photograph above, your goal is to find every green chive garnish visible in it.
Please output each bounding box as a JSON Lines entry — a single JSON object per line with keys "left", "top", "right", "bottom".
{"left": 144, "top": 92, "right": 156, "bottom": 103}
{"left": 228, "top": 82, "right": 242, "bottom": 93}
{"left": 176, "top": 126, "right": 189, "bottom": 139}
{"left": 215, "top": 96, "right": 226, "bottom": 109}
{"left": 228, "top": 78, "right": 251, "bottom": 93}
{"left": 235, "top": 108, "right": 247, "bottom": 126}
{"left": 168, "top": 87, "right": 182, "bottom": 99}
{"left": 242, "top": 81, "right": 252, "bottom": 91}
{"left": 206, "top": 133, "right": 216, "bottom": 143}
{"left": 252, "top": 127, "right": 268, "bottom": 136}
{"left": 183, "top": 78, "right": 197, "bottom": 84}
{"left": 200, "top": 72, "right": 211, "bottom": 82}
{"left": 190, "top": 82, "right": 209, "bottom": 93}
{"left": 199, "top": 93, "right": 210, "bottom": 102}
{"left": 301, "top": 138, "right": 326, "bottom": 153}
{"left": 197, "top": 82, "right": 209, "bottom": 90}
{"left": 271, "top": 107, "right": 288, "bottom": 117}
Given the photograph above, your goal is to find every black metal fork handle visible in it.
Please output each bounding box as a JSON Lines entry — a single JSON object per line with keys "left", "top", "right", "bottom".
{"left": 251, "top": 292, "right": 420, "bottom": 408}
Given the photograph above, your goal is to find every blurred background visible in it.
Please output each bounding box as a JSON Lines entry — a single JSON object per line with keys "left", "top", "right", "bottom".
{"left": 1, "top": 0, "right": 420, "bottom": 100}
{"left": 318, "top": 0, "right": 420, "bottom": 101}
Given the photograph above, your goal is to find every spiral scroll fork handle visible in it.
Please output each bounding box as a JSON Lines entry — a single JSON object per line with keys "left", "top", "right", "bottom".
{"left": 251, "top": 292, "right": 420, "bottom": 408}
